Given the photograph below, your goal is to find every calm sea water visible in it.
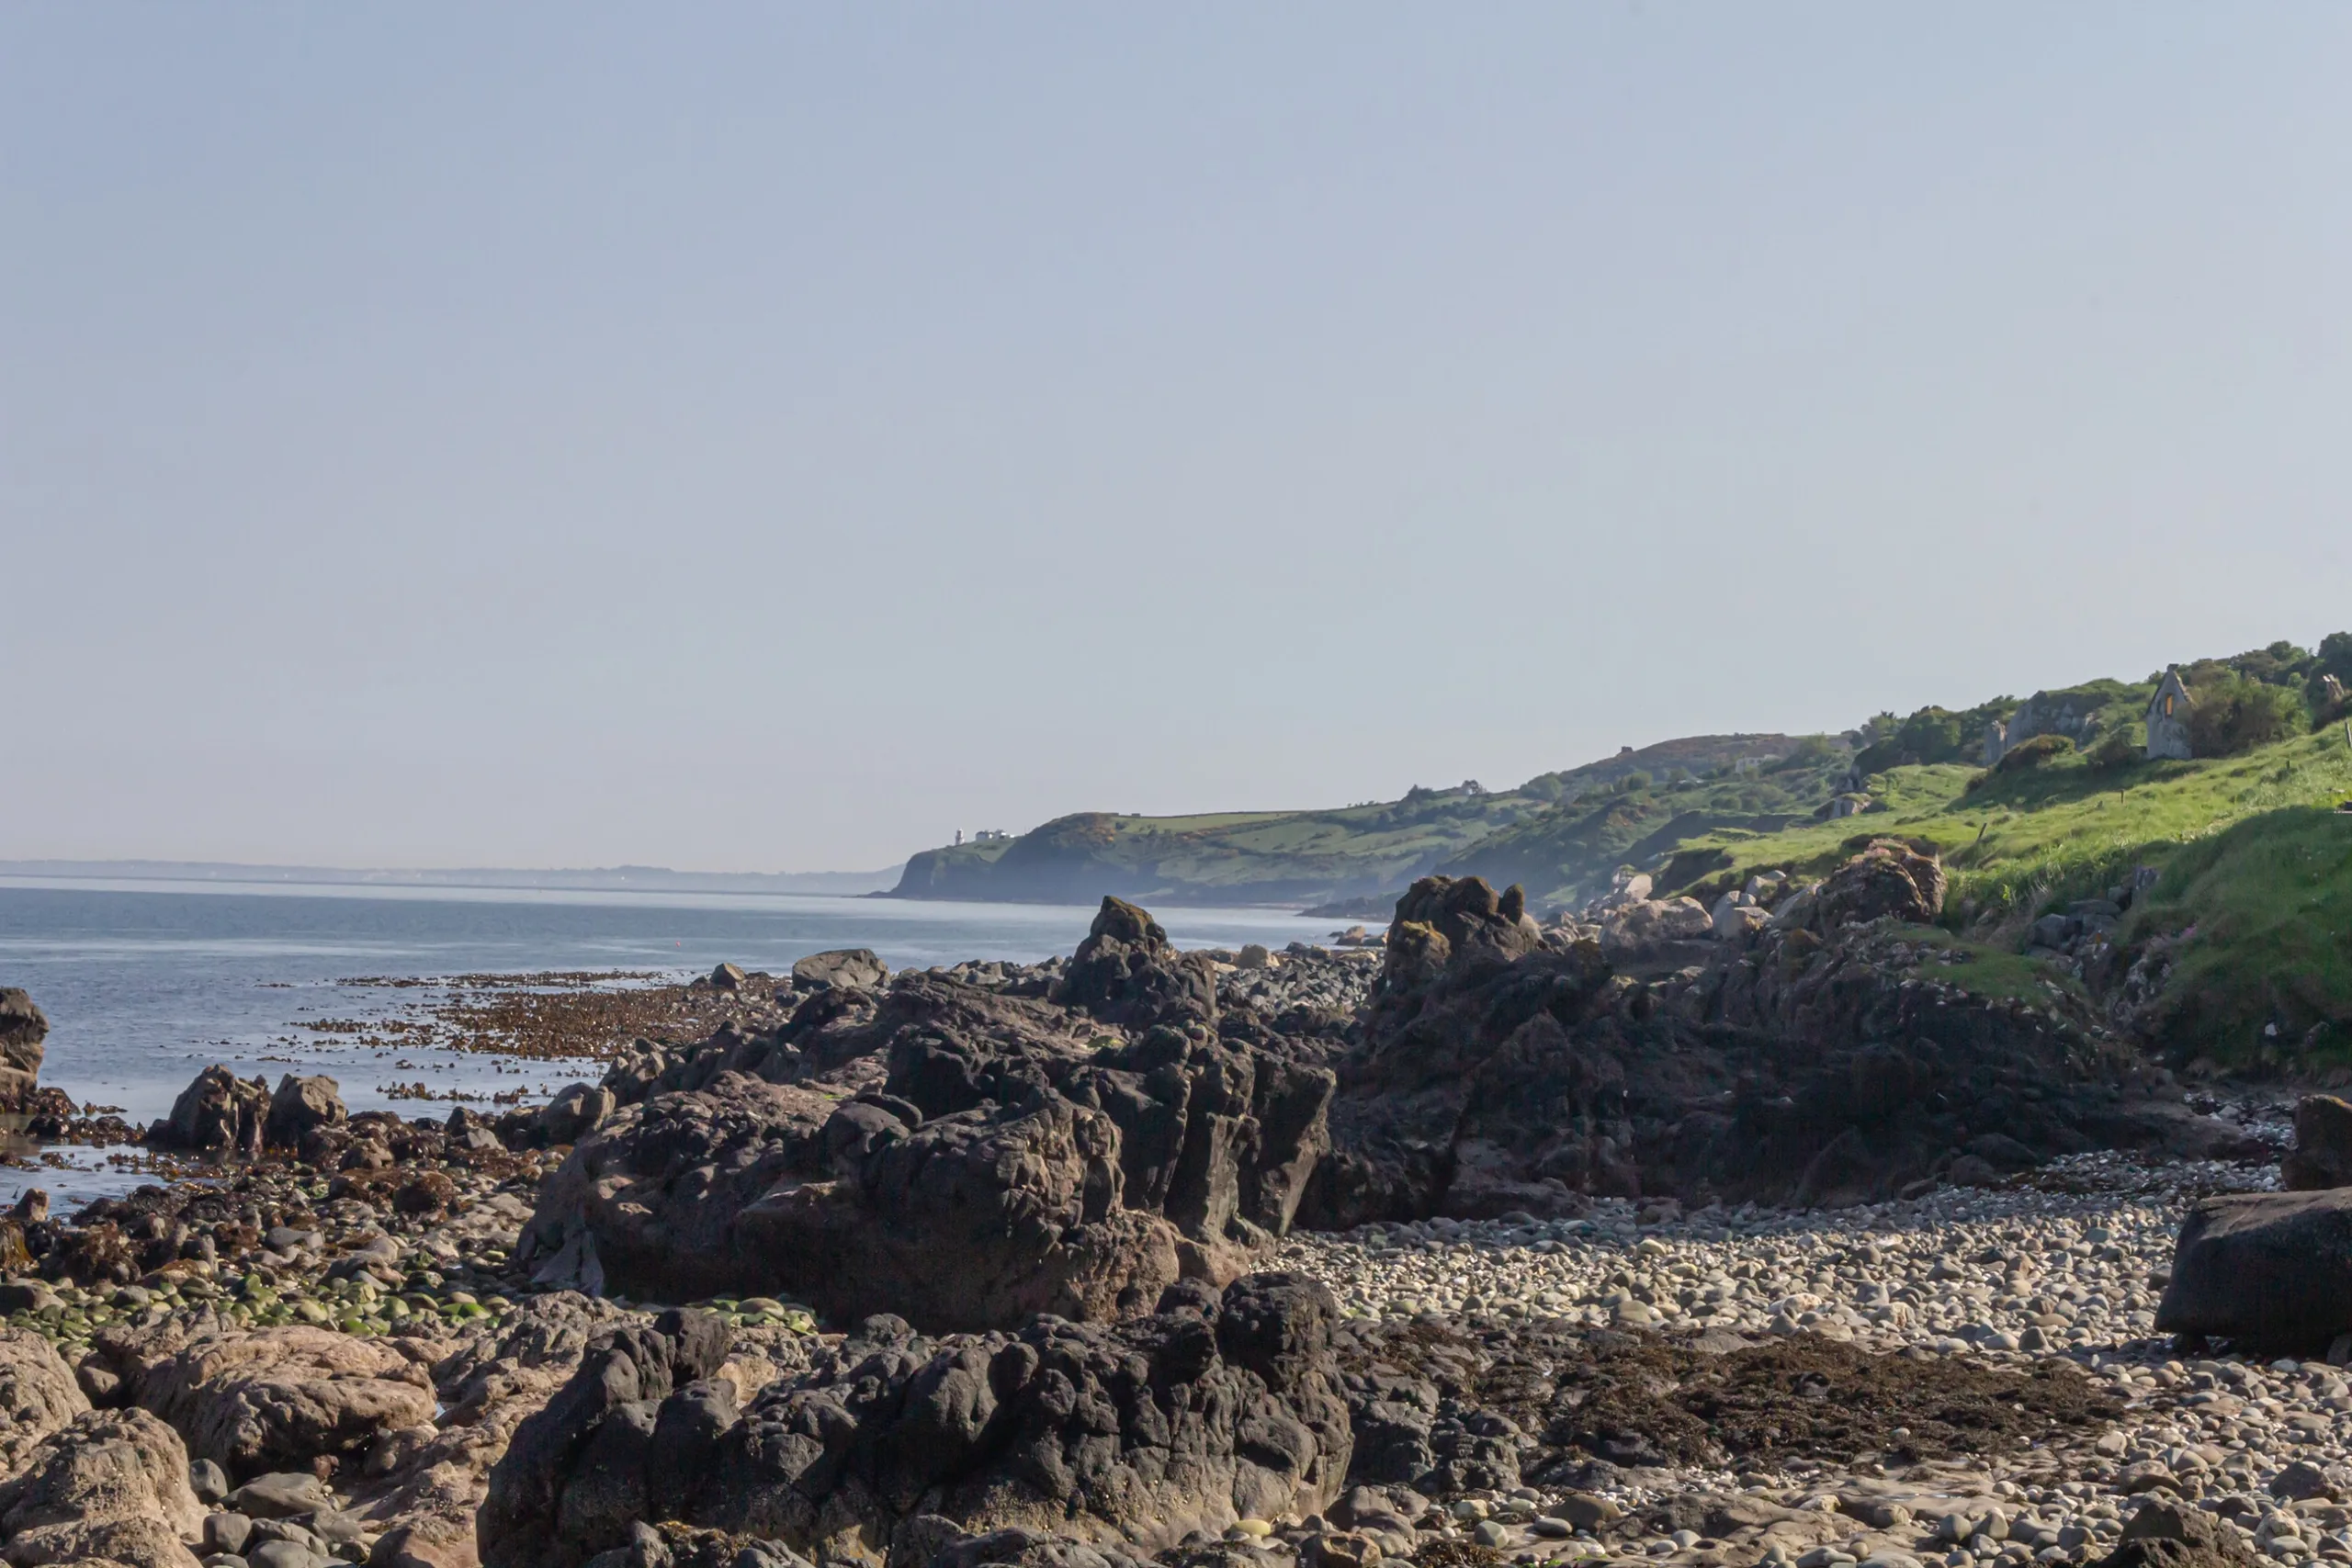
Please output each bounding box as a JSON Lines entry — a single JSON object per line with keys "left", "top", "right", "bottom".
{"left": 0, "top": 877, "right": 1334, "bottom": 1206}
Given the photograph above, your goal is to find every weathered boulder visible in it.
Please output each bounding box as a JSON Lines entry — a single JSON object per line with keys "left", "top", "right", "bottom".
{"left": 537, "top": 1084, "right": 614, "bottom": 1147}
{"left": 1598, "top": 897, "right": 1713, "bottom": 960}
{"left": 344, "top": 1294, "right": 648, "bottom": 1568}
{"left": 788, "top": 949, "right": 888, "bottom": 992}
{"left": 708, "top": 963, "right": 748, "bottom": 992}
{"left": 481, "top": 1276, "right": 1351, "bottom": 1568}
{"left": 0, "top": 1329, "right": 89, "bottom": 1474}
{"left": 525, "top": 1067, "right": 1181, "bottom": 1332}
{"left": 528, "top": 945, "right": 1332, "bottom": 1327}
{"left": 1710, "top": 893, "right": 1770, "bottom": 942}
{"left": 0, "top": 991, "right": 45, "bottom": 1100}
{"left": 1803, "top": 840, "right": 1945, "bottom": 931}
{"left": 0, "top": 1406, "right": 205, "bottom": 1568}
{"left": 1054, "top": 897, "right": 1216, "bottom": 1029}
{"left": 1379, "top": 878, "right": 1542, "bottom": 997}
{"left": 1305, "top": 857, "right": 2215, "bottom": 1226}
{"left": 2283, "top": 1095, "right": 2352, "bottom": 1191}
{"left": 736, "top": 1091, "right": 1181, "bottom": 1330}
{"left": 2156, "top": 1190, "right": 2352, "bottom": 1347}
{"left": 477, "top": 1309, "right": 735, "bottom": 1568}
{"left": 93, "top": 1320, "right": 435, "bottom": 1479}
{"left": 265, "top": 1073, "right": 346, "bottom": 1150}
{"left": 2094, "top": 1498, "right": 2263, "bottom": 1568}
{"left": 1054, "top": 1027, "right": 1334, "bottom": 1280}
{"left": 148, "top": 1066, "right": 270, "bottom": 1155}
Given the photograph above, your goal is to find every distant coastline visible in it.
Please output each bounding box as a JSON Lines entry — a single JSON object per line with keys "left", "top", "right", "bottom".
{"left": 0, "top": 858, "right": 902, "bottom": 898}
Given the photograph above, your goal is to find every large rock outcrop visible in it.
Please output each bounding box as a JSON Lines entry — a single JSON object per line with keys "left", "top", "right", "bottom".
{"left": 519, "top": 917, "right": 1334, "bottom": 1329}
{"left": 480, "top": 1275, "right": 1352, "bottom": 1568}
{"left": 0, "top": 1406, "right": 205, "bottom": 1568}
{"left": 1789, "top": 838, "right": 1946, "bottom": 931}
{"left": 90, "top": 1318, "right": 435, "bottom": 1479}
{"left": 520, "top": 1072, "right": 1180, "bottom": 1330}
{"left": 147, "top": 1066, "right": 271, "bottom": 1155}
{"left": 349, "top": 1292, "right": 653, "bottom": 1568}
{"left": 0, "top": 990, "right": 46, "bottom": 1102}
{"left": 1303, "top": 857, "right": 2235, "bottom": 1224}
{"left": 2156, "top": 1190, "right": 2352, "bottom": 1347}
{"left": 791, "top": 949, "right": 889, "bottom": 993}
{"left": 0, "top": 1329, "right": 90, "bottom": 1474}
{"left": 266, "top": 1073, "right": 347, "bottom": 1149}
{"left": 1053, "top": 897, "right": 1217, "bottom": 1029}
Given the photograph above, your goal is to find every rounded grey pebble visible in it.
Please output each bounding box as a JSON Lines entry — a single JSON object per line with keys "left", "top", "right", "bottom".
{"left": 250, "top": 1541, "right": 329, "bottom": 1568}
{"left": 206, "top": 1513, "right": 255, "bottom": 1557}
{"left": 191, "top": 1458, "right": 231, "bottom": 1504}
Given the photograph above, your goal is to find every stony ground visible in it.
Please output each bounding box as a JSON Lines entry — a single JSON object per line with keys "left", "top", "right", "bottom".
{"left": 1259, "top": 1133, "right": 2346, "bottom": 1568}
{"left": 17, "top": 1136, "right": 2333, "bottom": 1568}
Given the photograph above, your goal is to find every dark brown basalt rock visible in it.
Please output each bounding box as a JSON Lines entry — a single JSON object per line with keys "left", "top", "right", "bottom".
{"left": 1803, "top": 838, "right": 1946, "bottom": 931}
{"left": 2156, "top": 1189, "right": 2352, "bottom": 1347}
{"left": 480, "top": 1276, "right": 1353, "bottom": 1568}
{"left": 2282, "top": 1093, "right": 2352, "bottom": 1191}
{"left": 518, "top": 1073, "right": 1182, "bottom": 1330}
{"left": 523, "top": 908, "right": 1334, "bottom": 1326}
{"left": 0, "top": 987, "right": 47, "bottom": 1102}
{"left": 149, "top": 1065, "right": 271, "bottom": 1156}
{"left": 1054, "top": 896, "right": 1219, "bottom": 1030}
{"left": 1301, "top": 852, "right": 2234, "bottom": 1224}
{"left": 266, "top": 1072, "right": 347, "bottom": 1149}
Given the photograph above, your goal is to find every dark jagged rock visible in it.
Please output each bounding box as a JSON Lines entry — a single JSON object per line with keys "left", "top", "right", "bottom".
{"left": 149, "top": 1066, "right": 271, "bottom": 1156}
{"left": 2282, "top": 1093, "right": 2352, "bottom": 1190}
{"left": 480, "top": 1276, "right": 1352, "bottom": 1568}
{"left": 479, "top": 1308, "right": 735, "bottom": 1568}
{"left": 2156, "top": 1189, "right": 2352, "bottom": 1347}
{"left": 2095, "top": 1499, "right": 2264, "bottom": 1568}
{"left": 1054, "top": 897, "right": 1218, "bottom": 1030}
{"left": 0, "top": 987, "right": 47, "bottom": 1101}
{"left": 1799, "top": 838, "right": 1947, "bottom": 931}
{"left": 265, "top": 1072, "right": 346, "bottom": 1149}
{"left": 526, "top": 914, "right": 1335, "bottom": 1326}
{"left": 790, "top": 948, "right": 889, "bottom": 992}
{"left": 519, "top": 1072, "right": 1182, "bottom": 1329}
{"left": 1303, "top": 858, "right": 2234, "bottom": 1224}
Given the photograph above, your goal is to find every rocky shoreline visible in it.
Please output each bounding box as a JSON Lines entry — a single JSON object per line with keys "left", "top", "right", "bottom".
{"left": 0, "top": 854, "right": 2347, "bottom": 1568}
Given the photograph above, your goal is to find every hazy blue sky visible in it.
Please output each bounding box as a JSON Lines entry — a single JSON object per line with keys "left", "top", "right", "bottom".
{"left": 6, "top": 6, "right": 2349, "bottom": 873}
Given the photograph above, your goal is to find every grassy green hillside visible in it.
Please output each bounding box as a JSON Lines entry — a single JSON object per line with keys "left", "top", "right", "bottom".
{"left": 888, "top": 734, "right": 1813, "bottom": 907}
{"left": 888, "top": 637, "right": 2352, "bottom": 1064}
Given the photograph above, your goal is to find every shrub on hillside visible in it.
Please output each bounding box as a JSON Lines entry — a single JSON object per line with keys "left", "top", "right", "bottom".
{"left": 1853, "top": 705, "right": 1970, "bottom": 773}
{"left": 2185, "top": 672, "right": 2302, "bottom": 758}
{"left": 1997, "top": 733, "right": 2074, "bottom": 773}
{"left": 1962, "top": 733, "right": 2073, "bottom": 795}
{"left": 2085, "top": 726, "right": 2141, "bottom": 773}
{"left": 1770, "top": 735, "right": 1840, "bottom": 773}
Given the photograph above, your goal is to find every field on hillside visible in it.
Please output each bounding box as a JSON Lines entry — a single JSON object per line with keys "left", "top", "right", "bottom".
{"left": 889, "top": 734, "right": 1812, "bottom": 906}
{"left": 1659, "top": 725, "right": 2352, "bottom": 914}
{"left": 1652, "top": 725, "right": 2352, "bottom": 1066}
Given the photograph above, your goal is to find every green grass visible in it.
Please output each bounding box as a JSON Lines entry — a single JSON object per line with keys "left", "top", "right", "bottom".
{"left": 2129, "top": 806, "right": 2352, "bottom": 1065}
{"left": 1885, "top": 925, "right": 2090, "bottom": 1008}
{"left": 1640, "top": 725, "right": 2352, "bottom": 1065}
{"left": 1663, "top": 727, "right": 2352, "bottom": 919}
{"left": 888, "top": 739, "right": 1830, "bottom": 906}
